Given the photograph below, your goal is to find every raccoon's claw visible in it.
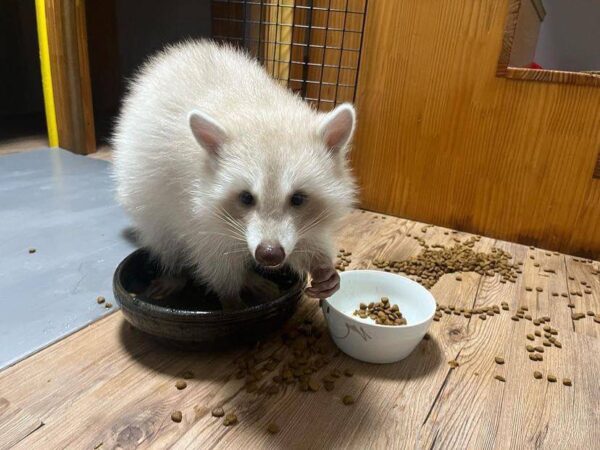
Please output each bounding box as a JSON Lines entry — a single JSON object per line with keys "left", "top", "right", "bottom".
{"left": 306, "top": 265, "right": 340, "bottom": 299}
{"left": 144, "top": 276, "right": 187, "bottom": 300}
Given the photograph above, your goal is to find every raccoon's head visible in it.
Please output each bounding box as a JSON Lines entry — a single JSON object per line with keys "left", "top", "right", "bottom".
{"left": 188, "top": 103, "right": 357, "bottom": 269}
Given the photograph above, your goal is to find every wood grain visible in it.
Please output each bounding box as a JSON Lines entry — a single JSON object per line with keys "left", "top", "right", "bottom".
{"left": 45, "top": 0, "right": 96, "bottom": 154}
{"left": 352, "top": 0, "right": 600, "bottom": 258}
{"left": 505, "top": 67, "right": 600, "bottom": 87}
{"left": 0, "top": 211, "right": 598, "bottom": 449}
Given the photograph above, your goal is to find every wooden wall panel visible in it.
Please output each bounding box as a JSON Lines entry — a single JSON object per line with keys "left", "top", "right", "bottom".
{"left": 352, "top": 0, "right": 600, "bottom": 258}
{"left": 45, "top": 0, "right": 95, "bottom": 154}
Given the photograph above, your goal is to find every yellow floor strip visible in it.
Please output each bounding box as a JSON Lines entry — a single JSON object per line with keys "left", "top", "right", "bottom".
{"left": 35, "top": 0, "right": 58, "bottom": 147}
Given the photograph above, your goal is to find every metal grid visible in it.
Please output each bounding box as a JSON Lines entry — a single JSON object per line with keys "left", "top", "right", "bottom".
{"left": 211, "top": 0, "right": 368, "bottom": 111}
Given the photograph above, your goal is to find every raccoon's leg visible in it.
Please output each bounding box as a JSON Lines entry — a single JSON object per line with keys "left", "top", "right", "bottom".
{"left": 305, "top": 264, "right": 340, "bottom": 299}
{"left": 289, "top": 238, "right": 339, "bottom": 299}
{"left": 197, "top": 256, "right": 248, "bottom": 311}
{"left": 144, "top": 275, "right": 187, "bottom": 300}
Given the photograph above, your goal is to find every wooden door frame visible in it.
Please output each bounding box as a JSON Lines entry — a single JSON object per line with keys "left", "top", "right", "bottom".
{"left": 36, "top": 0, "right": 96, "bottom": 155}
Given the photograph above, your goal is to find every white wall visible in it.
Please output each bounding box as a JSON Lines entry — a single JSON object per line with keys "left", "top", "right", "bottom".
{"left": 534, "top": 0, "right": 600, "bottom": 71}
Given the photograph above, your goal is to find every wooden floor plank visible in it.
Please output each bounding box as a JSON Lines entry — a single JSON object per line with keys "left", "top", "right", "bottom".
{"left": 1, "top": 212, "right": 598, "bottom": 449}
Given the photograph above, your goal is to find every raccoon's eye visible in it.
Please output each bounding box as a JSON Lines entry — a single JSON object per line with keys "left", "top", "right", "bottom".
{"left": 290, "top": 192, "right": 307, "bottom": 207}
{"left": 239, "top": 191, "right": 255, "bottom": 206}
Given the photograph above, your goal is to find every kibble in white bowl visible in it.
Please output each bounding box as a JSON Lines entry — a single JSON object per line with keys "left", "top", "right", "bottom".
{"left": 322, "top": 270, "right": 436, "bottom": 364}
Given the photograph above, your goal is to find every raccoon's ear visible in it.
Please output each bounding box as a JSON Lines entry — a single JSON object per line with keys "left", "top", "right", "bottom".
{"left": 188, "top": 110, "right": 227, "bottom": 157}
{"left": 317, "top": 103, "right": 356, "bottom": 155}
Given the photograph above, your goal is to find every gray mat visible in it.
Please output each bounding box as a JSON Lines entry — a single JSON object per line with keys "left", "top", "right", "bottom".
{"left": 0, "top": 148, "right": 135, "bottom": 370}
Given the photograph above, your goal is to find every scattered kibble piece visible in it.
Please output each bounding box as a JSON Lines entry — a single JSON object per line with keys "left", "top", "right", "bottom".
{"left": 105, "top": 303, "right": 113, "bottom": 308}
{"left": 211, "top": 407, "right": 225, "bottom": 418}
{"left": 456, "top": 276, "right": 463, "bottom": 281}
{"left": 175, "top": 380, "right": 187, "bottom": 390}
{"left": 96, "top": 296, "right": 105, "bottom": 304}
{"left": 533, "top": 371, "right": 543, "bottom": 379}
{"left": 342, "top": 395, "right": 355, "bottom": 405}
{"left": 562, "top": 378, "right": 572, "bottom": 386}
{"left": 536, "top": 287, "right": 543, "bottom": 292}
{"left": 28, "top": 248, "right": 36, "bottom": 254}
{"left": 223, "top": 413, "right": 238, "bottom": 426}
{"left": 494, "top": 356, "right": 505, "bottom": 365}
{"left": 547, "top": 374, "right": 557, "bottom": 383}
{"left": 171, "top": 411, "right": 183, "bottom": 423}
{"left": 448, "top": 360, "right": 459, "bottom": 369}
{"left": 494, "top": 375, "right": 506, "bottom": 382}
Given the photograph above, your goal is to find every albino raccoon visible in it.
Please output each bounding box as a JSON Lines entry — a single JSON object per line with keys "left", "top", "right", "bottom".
{"left": 112, "top": 40, "right": 357, "bottom": 310}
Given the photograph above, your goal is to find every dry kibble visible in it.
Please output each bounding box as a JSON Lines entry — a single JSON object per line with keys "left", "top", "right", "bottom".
{"left": 456, "top": 276, "right": 463, "bottom": 281}
{"left": 175, "top": 380, "right": 187, "bottom": 390}
{"left": 267, "top": 423, "right": 280, "bottom": 434}
{"left": 525, "top": 287, "right": 533, "bottom": 292}
{"left": 308, "top": 379, "right": 321, "bottom": 392}
{"left": 533, "top": 371, "right": 543, "bottom": 379}
{"left": 535, "top": 330, "right": 542, "bottom": 337}
{"left": 495, "top": 356, "right": 505, "bottom": 365}
{"left": 526, "top": 345, "right": 534, "bottom": 352}
{"left": 536, "top": 287, "right": 543, "bottom": 292}
{"left": 96, "top": 296, "right": 105, "bottom": 304}
{"left": 211, "top": 407, "right": 225, "bottom": 418}
{"left": 562, "top": 378, "right": 572, "bottom": 386}
{"left": 105, "top": 303, "right": 113, "bottom": 308}
{"left": 171, "top": 411, "right": 183, "bottom": 423}
{"left": 448, "top": 360, "right": 459, "bottom": 369}
{"left": 494, "top": 375, "right": 506, "bottom": 382}
{"left": 547, "top": 374, "right": 557, "bottom": 383}
{"left": 354, "top": 298, "right": 407, "bottom": 326}
{"left": 527, "top": 334, "right": 534, "bottom": 341}
{"left": 342, "top": 395, "right": 355, "bottom": 405}
{"left": 28, "top": 248, "right": 36, "bottom": 254}
{"left": 223, "top": 413, "right": 238, "bottom": 426}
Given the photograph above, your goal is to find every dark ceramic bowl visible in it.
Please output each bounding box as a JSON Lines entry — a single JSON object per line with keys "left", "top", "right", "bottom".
{"left": 113, "top": 249, "right": 305, "bottom": 349}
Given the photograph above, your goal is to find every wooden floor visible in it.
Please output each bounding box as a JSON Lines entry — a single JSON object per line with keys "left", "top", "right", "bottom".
{"left": 0, "top": 207, "right": 599, "bottom": 449}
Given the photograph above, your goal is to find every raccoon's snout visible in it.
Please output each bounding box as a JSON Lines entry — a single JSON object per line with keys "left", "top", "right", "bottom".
{"left": 255, "top": 241, "right": 285, "bottom": 267}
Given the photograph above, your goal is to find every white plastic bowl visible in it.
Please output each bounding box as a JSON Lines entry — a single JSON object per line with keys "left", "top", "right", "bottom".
{"left": 322, "top": 270, "right": 436, "bottom": 364}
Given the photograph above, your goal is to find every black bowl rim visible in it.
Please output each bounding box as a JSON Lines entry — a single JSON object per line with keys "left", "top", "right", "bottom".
{"left": 113, "top": 248, "right": 307, "bottom": 322}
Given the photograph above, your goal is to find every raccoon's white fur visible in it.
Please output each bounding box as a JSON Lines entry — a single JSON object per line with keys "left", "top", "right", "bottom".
{"left": 112, "top": 40, "right": 357, "bottom": 303}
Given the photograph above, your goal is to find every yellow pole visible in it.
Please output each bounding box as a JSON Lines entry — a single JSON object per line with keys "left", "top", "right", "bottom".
{"left": 35, "top": 0, "right": 59, "bottom": 147}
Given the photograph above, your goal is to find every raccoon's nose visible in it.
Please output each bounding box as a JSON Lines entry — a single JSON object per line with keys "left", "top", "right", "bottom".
{"left": 255, "top": 241, "right": 285, "bottom": 267}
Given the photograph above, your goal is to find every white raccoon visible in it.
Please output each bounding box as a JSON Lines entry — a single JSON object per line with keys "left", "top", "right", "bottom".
{"left": 112, "top": 40, "right": 357, "bottom": 310}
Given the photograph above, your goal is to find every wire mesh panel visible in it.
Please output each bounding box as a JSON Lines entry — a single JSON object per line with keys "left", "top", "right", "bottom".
{"left": 211, "top": 0, "right": 368, "bottom": 111}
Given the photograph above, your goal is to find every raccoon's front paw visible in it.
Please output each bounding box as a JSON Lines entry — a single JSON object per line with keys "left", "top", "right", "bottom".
{"left": 144, "top": 275, "right": 187, "bottom": 300}
{"left": 306, "top": 265, "right": 340, "bottom": 299}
